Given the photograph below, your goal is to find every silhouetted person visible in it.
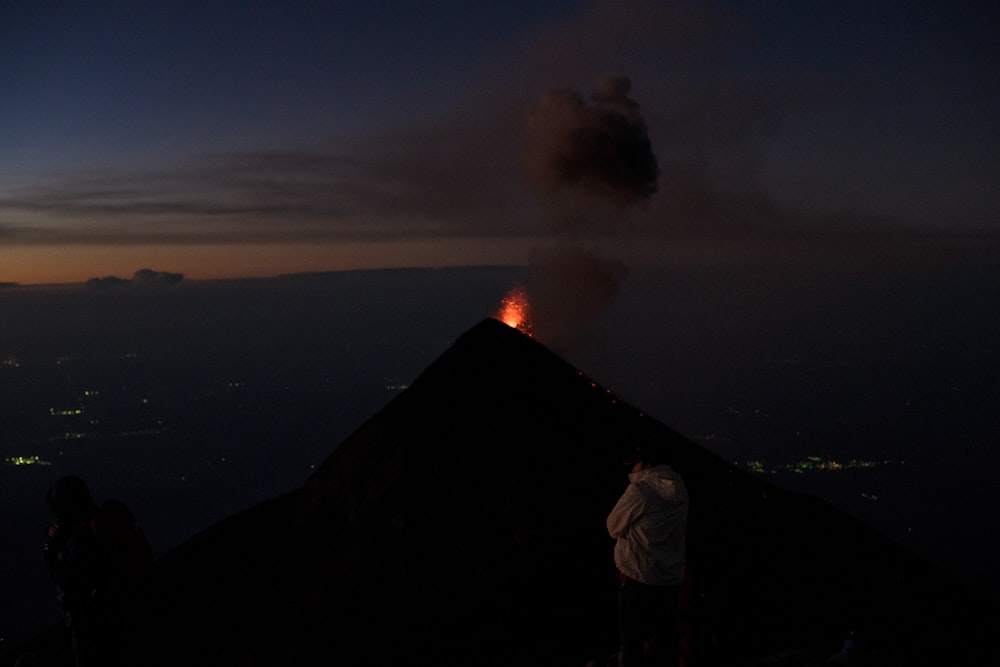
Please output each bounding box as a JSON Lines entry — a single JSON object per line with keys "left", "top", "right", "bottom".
{"left": 607, "top": 442, "right": 689, "bottom": 667}
{"left": 44, "top": 476, "right": 153, "bottom": 667}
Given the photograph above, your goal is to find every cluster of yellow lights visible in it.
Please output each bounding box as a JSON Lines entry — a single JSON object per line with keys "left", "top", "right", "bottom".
{"left": 5, "top": 455, "right": 51, "bottom": 466}
{"left": 745, "top": 456, "right": 896, "bottom": 475}
{"left": 49, "top": 407, "right": 84, "bottom": 416}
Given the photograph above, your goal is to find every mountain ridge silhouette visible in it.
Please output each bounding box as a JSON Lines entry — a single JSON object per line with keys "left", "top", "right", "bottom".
{"left": 6, "top": 318, "right": 998, "bottom": 666}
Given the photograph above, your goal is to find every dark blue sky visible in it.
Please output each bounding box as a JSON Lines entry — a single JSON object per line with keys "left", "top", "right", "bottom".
{"left": 1, "top": 0, "right": 997, "bottom": 283}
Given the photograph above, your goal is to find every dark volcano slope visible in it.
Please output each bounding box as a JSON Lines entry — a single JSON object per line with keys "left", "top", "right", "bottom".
{"left": 8, "top": 318, "right": 998, "bottom": 666}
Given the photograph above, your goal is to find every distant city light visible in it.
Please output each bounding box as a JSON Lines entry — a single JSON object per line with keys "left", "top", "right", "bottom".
{"left": 5, "top": 455, "right": 51, "bottom": 466}
{"left": 743, "top": 456, "right": 898, "bottom": 475}
{"left": 49, "top": 407, "right": 84, "bottom": 416}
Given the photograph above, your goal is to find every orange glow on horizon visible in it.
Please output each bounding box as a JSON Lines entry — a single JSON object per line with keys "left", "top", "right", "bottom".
{"left": 0, "top": 239, "right": 535, "bottom": 286}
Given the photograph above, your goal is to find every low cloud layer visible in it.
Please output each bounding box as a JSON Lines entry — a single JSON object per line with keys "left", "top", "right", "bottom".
{"left": 87, "top": 269, "right": 183, "bottom": 289}
{"left": 0, "top": 141, "right": 527, "bottom": 247}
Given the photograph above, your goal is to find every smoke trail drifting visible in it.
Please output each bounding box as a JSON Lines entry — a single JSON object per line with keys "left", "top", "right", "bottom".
{"left": 517, "top": 75, "right": 658, "bottom": 350}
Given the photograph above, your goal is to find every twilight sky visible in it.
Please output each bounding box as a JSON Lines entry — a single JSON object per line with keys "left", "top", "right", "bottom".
{"left": 1, "top": 0, "right": 998, "bottom": 285}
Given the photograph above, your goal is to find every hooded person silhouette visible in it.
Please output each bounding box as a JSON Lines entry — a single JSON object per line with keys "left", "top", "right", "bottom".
{"left": 44, "top": 476, "right": 152, "bottom": 667}
{"left": 607, "top": 441, "right": 689, "bottom": 667}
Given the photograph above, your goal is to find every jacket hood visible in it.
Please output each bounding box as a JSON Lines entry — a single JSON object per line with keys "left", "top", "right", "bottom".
{"left": 45, "top": 475, "right": 95, "bottom": 523}
{"left": 628, "top": 464, "right": 683, "bottom": 504}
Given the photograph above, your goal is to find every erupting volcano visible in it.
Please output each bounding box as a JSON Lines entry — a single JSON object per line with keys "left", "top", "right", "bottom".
{"left": 498, "top": 75, "right": 658, "bottom": 351}
{"left": 497, "top": 286, "right": 532, "bottom": 336}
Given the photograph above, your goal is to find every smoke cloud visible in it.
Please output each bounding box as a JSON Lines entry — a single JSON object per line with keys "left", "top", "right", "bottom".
{"left": 524, "top": 75, "right": 660, "bottom": 349}
{"left": 519, "top": 75, "right": 658, "bottom": 351}
{"left": 523, "top": 75, "right": 659, "bottom": 209}
{"left": 524, "top": 243, "right": 628, "bottom": 346}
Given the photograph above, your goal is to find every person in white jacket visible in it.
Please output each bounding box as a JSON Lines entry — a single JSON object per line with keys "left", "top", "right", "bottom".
{"left": 607, "top": 441, "right": 689, "bottom": 667}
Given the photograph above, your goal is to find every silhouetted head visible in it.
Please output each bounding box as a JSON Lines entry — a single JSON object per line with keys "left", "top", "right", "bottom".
{"left": 45, "top": 475, "right": 95, "bottom": 524}
{"left": 623, "top": 440, "right": 671, "bottom": 469}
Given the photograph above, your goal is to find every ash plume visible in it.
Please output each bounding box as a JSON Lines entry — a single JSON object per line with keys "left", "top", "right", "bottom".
{"left": 524, "top": 244, "right": 628, "bottom": 347}
{"left": 523, "top": 74, "right": 659, "bottom": 209}
{"left": 519, "top": 75, "right": 658, "bottom": 351}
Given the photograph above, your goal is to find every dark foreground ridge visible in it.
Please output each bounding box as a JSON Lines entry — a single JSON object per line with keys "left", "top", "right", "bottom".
{"left": 7, "top": 318, "right": 999, "bottom": 666}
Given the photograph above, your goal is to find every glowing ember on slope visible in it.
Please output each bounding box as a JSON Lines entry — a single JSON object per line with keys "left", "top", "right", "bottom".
{"left": 497, "top": 286, "right": 533, "bottom": 336}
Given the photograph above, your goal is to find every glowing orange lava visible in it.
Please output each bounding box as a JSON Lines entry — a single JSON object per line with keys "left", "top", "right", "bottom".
{"left": 498, "top": 286, "right": 532, "bottom": 335}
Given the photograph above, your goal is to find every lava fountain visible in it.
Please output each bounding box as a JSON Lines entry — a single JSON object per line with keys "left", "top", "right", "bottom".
{"left": 497, "top": 286, "right": 533, "bottom": 336}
